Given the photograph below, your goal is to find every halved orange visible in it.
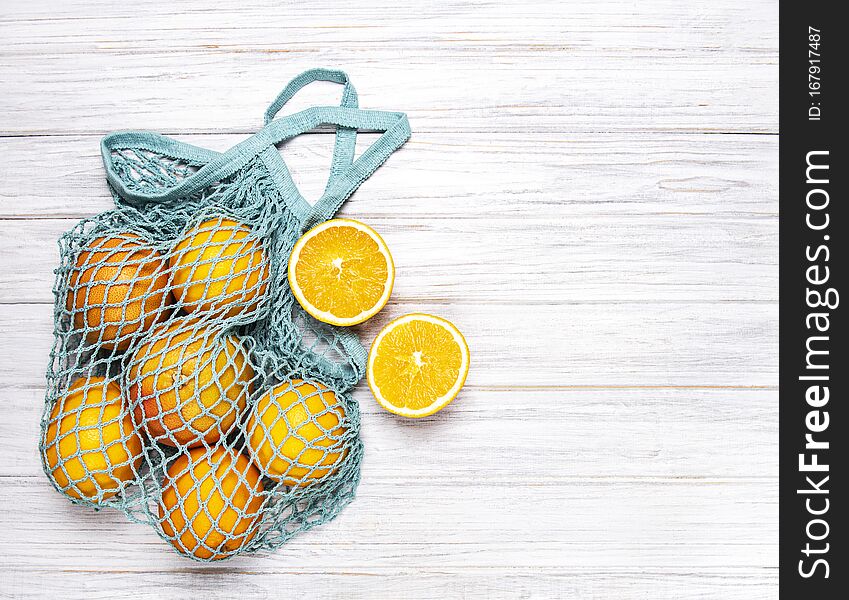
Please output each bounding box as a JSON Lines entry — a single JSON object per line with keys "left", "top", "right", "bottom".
{"left": 367, "top": 313, "right": 470, "bottom": 418}
{"left": 288, "top": 219, "right": 394, "bottom": 326}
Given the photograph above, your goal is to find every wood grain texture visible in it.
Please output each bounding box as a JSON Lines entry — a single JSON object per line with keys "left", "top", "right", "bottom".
{"left": 0, "top": 133, "right": 779, "bottom": 306}
{"left": 0, "top": 214, "right": 779, "bottom": 305}
{"left": 3, "top": 386, "right": 778, "bottom": 479}
{"left": 0, "top": 0, "right": 778, "bottom": 597}
{"left": 0, "top": 1, "right": 777, "bottom": 135}
{"left": 0, "top": 133, "right": 779, "bottom": 219}
{"left": 0, "top": 302, "right": 778, "bottom": 388}
{"left": 1, "top": 477, "right": 777, "bottom": 569}
{"left": 2, "top": 568, "right": 779, "bottom": 600}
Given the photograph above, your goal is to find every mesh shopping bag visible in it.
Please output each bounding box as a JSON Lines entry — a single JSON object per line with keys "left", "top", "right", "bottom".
{"left": 39, "top": 68, "right": 411, "bottom": 560}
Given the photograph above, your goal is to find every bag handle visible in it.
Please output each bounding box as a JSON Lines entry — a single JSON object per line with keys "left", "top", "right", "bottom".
{"left": 301, "top": 106, "right": 410, "bottom": 229}
{"left": 264, "top": 68, "right": 358, "bottom": 124}
{"left": 102, "top": 106, "right": 410, "bottom": 209}
{"left": 263, "top": 68, "right": 365, "bottom": 218}
{"left": 264, "top": 68, "right": 359, "bottom": 194}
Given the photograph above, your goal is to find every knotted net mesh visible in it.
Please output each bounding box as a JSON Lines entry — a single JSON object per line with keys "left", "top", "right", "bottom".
{"left": 38, "top": 69, "right": 411, "bottom": 561}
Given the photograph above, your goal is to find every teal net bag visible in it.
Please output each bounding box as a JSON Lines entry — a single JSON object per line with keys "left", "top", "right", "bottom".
{"left": 38, "top": 69, "right": 411, "bottom": 561}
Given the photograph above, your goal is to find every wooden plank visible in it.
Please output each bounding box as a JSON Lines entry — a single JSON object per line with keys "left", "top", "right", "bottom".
{"left": 0, "top": 132, "right": 780, "bottom": 304}
{"left": 0, "top": 476, "right": 776, "bottom": 571}
{"left": 0, "top": 301, "right": 778, "bottom": 389}
{"left": 4, "top": 386, "right": 778, "bottom": 479}
{"left": 0, "top": 567, "right": 779, "bottom": 600}
{"left": 0, "top": 214, "right": 779, "bottom": 306}
{"left": 0, "top": 133, "right": 779, "bottom": 219}
{"left": 0, "top": 1, "right": 778, "bottom": 134}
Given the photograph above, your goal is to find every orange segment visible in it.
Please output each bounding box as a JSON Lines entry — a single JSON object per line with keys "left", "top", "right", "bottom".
{"left": 367, "top": 313, "right": 470, "bottom": 418}
{"left": 288, "top": 219, "right": 394, "bottom": 326}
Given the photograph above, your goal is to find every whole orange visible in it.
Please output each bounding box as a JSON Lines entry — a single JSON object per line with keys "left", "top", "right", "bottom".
{"left": 159, "top": 446, "right": 264, "bottom": 560}
{"left": 43, "top": 376, "right": 143, "bottom": 502}
{"left": 246, "top": 379, "right": 348, "bottom": 487}
{"left": 67, "top": 233, "right": 172, "bottom": 351}
{"left": 169, "top": 217, "right": 269, "bottom": 319}
{"left": 127, "top": 318, "right": 254, "bottom": 448}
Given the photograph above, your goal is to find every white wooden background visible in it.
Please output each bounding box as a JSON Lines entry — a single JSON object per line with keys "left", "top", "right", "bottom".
{"left": 0, "top": 1, "right": 778, "bottom": 598}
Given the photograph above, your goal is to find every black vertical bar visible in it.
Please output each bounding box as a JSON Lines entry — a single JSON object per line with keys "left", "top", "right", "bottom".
{"left": 779, "top": 2, "right": 845, "bottom": 597}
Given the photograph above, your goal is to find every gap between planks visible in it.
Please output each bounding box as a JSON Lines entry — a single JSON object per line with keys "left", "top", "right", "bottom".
{"left": 0, "top": 214, "right": 781, "bottom": 221}
{"left": 1, "top": 383, "right": 776, "bottom": 392}
{"left": 0, "top": 299, "right": 780, "bottom": 306}
{"left": 1, "top": 474, "right": 778, "bottom": 483}
{"left": 11, "top": 566, "right": 779, "bottom": 574}
{"left": 0, "top": 130, "right": 780, "bottom": 138}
